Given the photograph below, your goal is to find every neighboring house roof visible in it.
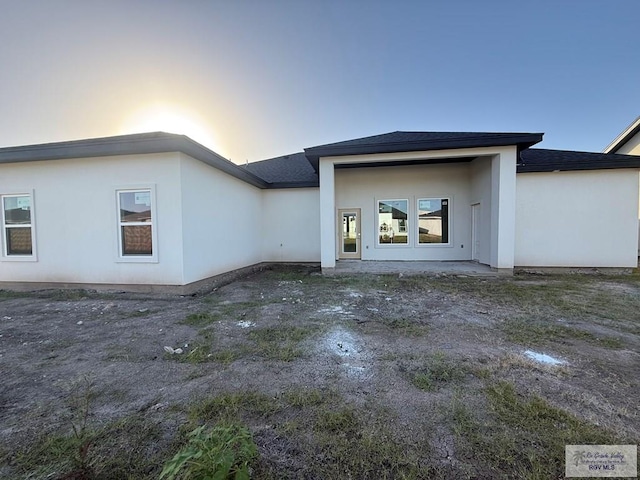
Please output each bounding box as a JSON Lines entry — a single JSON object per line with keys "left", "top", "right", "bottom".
{"left": 419, "top": 210, "right": 442, "bottom": 218}
{"left": 0, "top": 132, "right": 270, "bottom": 189}
{"left": 519, "top": 148, "right": 640, "bottom": 173}
{"left": 303, "top": 131, "right": 544, "bottom": 171}
{"left": 603, "top": 116, "right": 640, "bottom": 153}
{"left": 242, "top": 152, "right": 319, "bottom": 188}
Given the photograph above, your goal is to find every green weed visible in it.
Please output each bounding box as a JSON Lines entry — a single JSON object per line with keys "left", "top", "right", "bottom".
{"left": 160, "top": 424, "right": 257, "bottom": 480}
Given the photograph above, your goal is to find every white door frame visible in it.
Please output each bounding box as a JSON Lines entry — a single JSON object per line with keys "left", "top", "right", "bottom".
{"left": 338, "top": 208, "right": 361, "bottom": 259}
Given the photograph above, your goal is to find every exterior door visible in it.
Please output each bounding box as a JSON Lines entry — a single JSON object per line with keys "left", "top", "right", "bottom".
{"left": 338, "top": 209, "right": 361, "bottom": 259}
{"left": 471, "top": 203, "right": 480, "bottom": 261}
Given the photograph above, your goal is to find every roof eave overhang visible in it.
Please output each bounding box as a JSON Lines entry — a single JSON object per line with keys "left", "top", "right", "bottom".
{"left": 603, "top": 116, "right": 640, "bottom": 153}
{"left": 0, "top": 133, "right": 269, "bottom": 189}
{"left": 265, "top": 181, "right": 319, "bottom": 189}
{"left": 303, "top": 133, "right": 544, "bottom": 172}
{"left": 518, "top": 164, "right": 640, "bottom": 173}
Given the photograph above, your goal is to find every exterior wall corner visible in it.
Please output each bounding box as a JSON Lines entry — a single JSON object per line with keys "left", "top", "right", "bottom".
{"left": 319, "top": 158, "right": 336, "bottom": 268}
{"left": 490, "top": 148, "right": 517, "bottom": 269}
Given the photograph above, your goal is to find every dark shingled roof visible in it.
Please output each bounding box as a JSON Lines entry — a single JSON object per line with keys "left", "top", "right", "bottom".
{"left": 0, "top": 132, "right": 269, "bottom": 189}
{"left": 310, "top": 131, "right": 543, "bottom": 149}
{"left": 3, "top": 132, "right": 638, "bottom": 188}
{"left": 304, "top": 130, "right": 544, "bottom": 171}
{"left": 519, "top": 149, "right": 640, "bottom": 173}
{"left": 243, "top": 152, "right": 319, "bottom": 187}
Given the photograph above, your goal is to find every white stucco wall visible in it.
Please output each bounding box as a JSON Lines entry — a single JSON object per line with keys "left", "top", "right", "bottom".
{"left": 0, "top": 153, "right": 184, "bottom": 284}
{"left": 334, "top": 163, "right": 472, "bottom": 261}
{"left": 8, "top": 143, "right": 635, "bottom": 287}
{"left": 261, "top": 188, "right": 320, "bottom": 262}
{"left": 610, "top": 132, "right": 640, "bottom": 255}
{"left": 607, "top": 129, "right": 640, "bottom": 255}
{"left": 490, "top": 149, "right": 518, "bottom": 269}
{"left": 515, "top": 169, "right": 640, "bottom": 267}
{"left": 319, "top": 158, "right": 336, "bottom": 267}
{"left": 179, "top": 154, "right": 263, "bottom": 284}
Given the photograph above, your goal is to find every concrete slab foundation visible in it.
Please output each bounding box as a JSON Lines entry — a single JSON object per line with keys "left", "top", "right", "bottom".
{"left": 325, "top": 260, "right": 496, "bottom": 276}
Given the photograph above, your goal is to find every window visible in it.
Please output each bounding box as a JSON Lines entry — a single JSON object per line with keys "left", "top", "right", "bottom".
{"left": 2, "top": 194, "right": 35, "bottom": 257}
{"left": 417, "top": 198, "right": 449, "bottom": 244}
{"left": 378, "top": 199, "right": 408, "bottom": 244}
{"left": 117, "top": 189, "right": 153, "bottom": 257}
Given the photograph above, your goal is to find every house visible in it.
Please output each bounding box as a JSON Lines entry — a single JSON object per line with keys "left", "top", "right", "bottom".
{"left": 603, "top": 115, "right": 640, "bottom": 255}
{"left": 1, "top": 126, "right": 639, "bottom": 293}
{"left": 604, "top": 116, "right": 640, "bottom": 155}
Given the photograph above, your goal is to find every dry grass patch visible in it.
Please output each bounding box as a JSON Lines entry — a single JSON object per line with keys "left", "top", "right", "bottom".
{"left": 452, "top": 381, "right": 625, "bottom": 479}
{"left": 501, "top": 318, "right": 624, "bottom": 349}
{"left": 401, "top": 352, "right": 467, "bottom": 392}
{"left": 248, "top": 325, "right": 320, "bottom": 362}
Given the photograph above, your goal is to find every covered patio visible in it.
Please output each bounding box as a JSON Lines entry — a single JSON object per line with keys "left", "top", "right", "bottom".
{"left": 304, "top": 131, "right": 545, "bottom": 273}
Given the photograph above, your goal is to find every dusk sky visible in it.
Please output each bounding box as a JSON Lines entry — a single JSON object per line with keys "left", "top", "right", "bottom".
{"left": 1, "top": 0, "right": 638, "bottom": 164}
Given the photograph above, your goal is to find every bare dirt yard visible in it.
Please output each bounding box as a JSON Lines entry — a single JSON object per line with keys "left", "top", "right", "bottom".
{"left": 0, "top": 266, "right": 638, "bottom": 479}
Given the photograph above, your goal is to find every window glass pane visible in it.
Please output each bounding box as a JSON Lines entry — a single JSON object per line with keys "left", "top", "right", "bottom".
{"left": 418, "top": 198, "right": 449, "bottom": 244}
{"left": 119, "top": 191, "right": 152, "bottom": 223}
{"left": 342, "top": 213, "right": 357, "bottom": 253}
{"left": 122, "top": 225, "right": 152, "bottom": 255}
{"left": 3, "top": 196, "right": 31, "bottom": 224}
{"left": 378, "top": 200, "right": 408, "bottom": 244}
{"left": 6, "top": 227, "right": 32, "bottom": 255}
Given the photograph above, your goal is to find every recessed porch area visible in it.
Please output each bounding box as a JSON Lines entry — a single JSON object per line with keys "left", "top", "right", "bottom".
{"left": 319, "top": 146, "right": 518, "bottom": 271}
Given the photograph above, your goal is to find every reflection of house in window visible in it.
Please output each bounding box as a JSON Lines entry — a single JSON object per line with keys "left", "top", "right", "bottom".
{"left": 378, "top": 199, "right": 408, "bottom": 244}
{"left": 342, "top": 214, "right": 357, "bottom": 252}
{"left": 118, "top": 190, "right": 153, "bottom": 256}
{"left": 418, "top": 198, "right": 449, "bottom": 244}
{"left": 2, "top": 194, "right": 34, "bottom": 256}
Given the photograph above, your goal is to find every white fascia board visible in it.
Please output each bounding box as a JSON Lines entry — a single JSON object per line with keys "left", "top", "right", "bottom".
{"left": 604, "top": 116, "right": 640, "bottom": 153}
{"left": 319, "top": 145, "right": 517, "bottom": 165}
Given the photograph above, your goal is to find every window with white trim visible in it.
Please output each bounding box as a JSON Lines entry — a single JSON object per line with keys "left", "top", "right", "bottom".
{"left": 378, "top": 199, "right": 408, "bottom": 244}
{"left": 2, "top": 194, "right": 35, "bottom": 257}
{"left": 117, "top": 189, "right": 154, "bottom": 257}
{"left": 417, "top": 198, "right": 449, "bottom": 244}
